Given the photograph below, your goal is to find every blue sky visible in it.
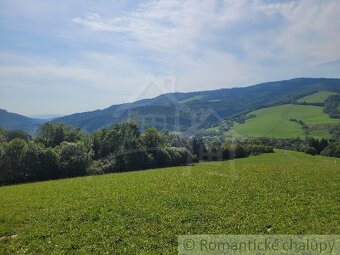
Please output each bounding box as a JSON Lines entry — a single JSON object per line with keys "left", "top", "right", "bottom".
{"left": 0, "top": 0, "right": 339, "bottom": 115}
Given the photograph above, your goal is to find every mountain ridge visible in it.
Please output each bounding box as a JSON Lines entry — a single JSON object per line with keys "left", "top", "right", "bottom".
{"left": 0, "top": 109, "right": 44, "bottom": 133}
{"left": 53, "top": 77, "right": 340, "bottom": 133}
{"left": 1, "top": 77, "right": 339, "bottom": 134}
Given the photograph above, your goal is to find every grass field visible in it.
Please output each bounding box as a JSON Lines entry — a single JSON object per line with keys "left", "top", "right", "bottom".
{"left": 0, "top": 150, "right": 339, "bottom": 254}
{"left": 297, "top": 91, "right": 338, "bottom": 103}
{"left": 227, "top": 104, "right": 340, "bottom": 139}
{"left": 179, "top": 95, "right": 204, "bottom": 104}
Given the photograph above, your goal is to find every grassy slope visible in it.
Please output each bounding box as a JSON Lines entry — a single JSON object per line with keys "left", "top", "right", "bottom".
{"left": 0, "top": 150, "right": 339, "bottom": 254}
{"left": 297, "top": 91, "right": 338, "bottom": 103}
{"left": 178, "top": 95, "right": 204, "bottom": 104}
{"left": 228, "top": 104, "right": 340, "bottom": 139}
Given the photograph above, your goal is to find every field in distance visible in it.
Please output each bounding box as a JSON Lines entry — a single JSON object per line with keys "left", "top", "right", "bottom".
{"left": 0, "top": 150, "right": 339, "bottom": 254}
{"left": 227, "top": 104, "right": 340, "bottom": 139}
{"left": 297, "top": 90, "right": 338, "bottom": 104}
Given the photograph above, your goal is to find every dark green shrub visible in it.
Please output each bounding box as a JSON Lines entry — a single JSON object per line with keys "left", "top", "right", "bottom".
{"left": 304, "top": 146, "right": 317, "bottom": 155}
{"left": 57, "top": 142, "right": 92, "bottom": 177}
{"left": 24, "top": 143, "right": 58, "bottom": 181}
{"left": 0, "top": 138, "right": 28, "bottom": 185}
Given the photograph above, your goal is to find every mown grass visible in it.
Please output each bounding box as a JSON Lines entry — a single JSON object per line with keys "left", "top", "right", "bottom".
{"left": 297, "top": 91, "right": 338, "bottom": 103}
{"left": 228, "top": 104, "right": 340, "bottom": 139}
{"left": 0, "top": 150, "right": 339, "bottom": 254}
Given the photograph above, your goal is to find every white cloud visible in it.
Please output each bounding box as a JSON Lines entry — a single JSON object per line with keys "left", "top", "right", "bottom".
{"left": 72, "top": 0, "right": 219, "bottom": 52}
{"left": 275, "top": 0, "right": 340, "bottom": 64}
{"left": 72, "top": 0, "right": 340, "bottom": 63}
{"left": 1, "top": 0, "right": 339, "bottom": 115}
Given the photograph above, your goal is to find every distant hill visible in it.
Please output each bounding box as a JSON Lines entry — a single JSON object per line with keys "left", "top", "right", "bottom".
{"left": 53, "top": 78, "right": 340, "bottom": 133}
{"left": 0, "top": 109, "right": 44, "bottom": 133}
{"left": 1, "top": 78, "right": 339, "bottom": 135}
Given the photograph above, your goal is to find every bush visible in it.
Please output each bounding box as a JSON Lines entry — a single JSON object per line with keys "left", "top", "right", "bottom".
{"left": 324, "top": 95, "right": 340, "bottom": 118}
{"left": 147, "top": 147, "right": 194, "bottom": 168}
{"left": 142, "top": 128, "right": 164, "bottom": 149}
{"left": 114, "top": 149, "right": 152, "bottom": 172}
{"left": 5, "top": 130, "right": 31, "bottom": 142}
{"left": 149, "top": 147, "right": 172, "bottom": 168}
{"left": 231, "top": 143, "right": 247, "bottom": 158}
{"left": 0, "top": 138, "right": 28, "bottom": 185}
{"left": 92, "top": 123, "right": 141, "bottom": 159}
{"left": 189, "top": 136, "right": 207, "bottom": 159}
{"left": 245, "top": 144, "right": 274, "bottom": 155}
{"left": 0, "top": 127, "right": 5, "bottom": 143}
{"left": 321, "top": 142, "right": 340, "bottom": 158}
{"left": 24, "top": 143, "right": 59, "bottom": 181}
{"left": 87, "top": 154, "right": 118, "bottom": 175}
{"left": 36, "top": 123, "right": 83, "bottom": 147}
{"left": 167, "top": 147, "right": 195, "bottom": 166}
{"left": 0, "top": 145, "right": 7, "bottom": 184}
{"left": 57, "top": 142, "right": 93, "bottom": 178}
{"left": 221, "top": 142, "right": 273, "bottom": 160}
{"left": 304, "top": 146, "right": 317, "bottom": 156}
{"left": 87, "top": 160, "right": 107, "bottom": 175}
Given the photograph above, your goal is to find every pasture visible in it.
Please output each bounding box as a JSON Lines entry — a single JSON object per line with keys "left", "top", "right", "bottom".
{"left": 0, "top": 150, "right": 339, "bottom": 254}
{"left": 228, "top": 104, "right": 340, "bottom": 139}
{"left": 297, "top": 91, "right": 338, "bottom": 103}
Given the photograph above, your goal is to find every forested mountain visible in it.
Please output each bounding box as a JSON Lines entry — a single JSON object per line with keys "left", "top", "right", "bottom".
{"left": 1, "top": 78, "right": 339, "bottom": 134}
{"left": 53, "top": 78, "right": 340, "bottom": 133}
{"left": 0, "top": 109, "right": 44, "bottom": 133}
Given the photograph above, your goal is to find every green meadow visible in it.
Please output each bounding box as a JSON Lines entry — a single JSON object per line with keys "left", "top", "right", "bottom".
{"left": 179, "top": 95, "right": 204, "bottom": 104}
{"left": 228, "top": 104, "right": 340, "bottom": 139}
{"left": 1, "top": 150, "right": 339, "bottom": 254}
{"left": 297, "top": 91, "right": 338, "bottom": 103}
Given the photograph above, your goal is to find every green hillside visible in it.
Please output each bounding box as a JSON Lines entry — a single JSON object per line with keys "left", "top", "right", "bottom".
{"left": 297, "top": 90, "right": 338, "bottom": 103}
{"left": 1, "top": 78, "right": 340, "bottom": 134}
{"left": 52, "top": 78, "right": 340, "bottom": 133}
{"left": 227, "top": 104, "right": 340, "bottom": 139}
{"left": 0, "top": 109, "right": 43, "bottom": 134}
{"left": 179, "top": 95, "right": 204, "bottom": 104}
{"left": 0, "top": 150, "right": 339, "bottom": 254}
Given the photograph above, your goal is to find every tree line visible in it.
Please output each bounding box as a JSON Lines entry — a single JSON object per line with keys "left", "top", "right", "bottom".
{"left": 244, "top": 136, "right": 340, "bottom": 157}
{"left": 324, "top": 95, "right": 340, "bottom": 118}
{"left": 1, "top": 121, "right": 338, "bottom": 186}
{"left": 0, "top": 123, "right": 274, "bottom": 186}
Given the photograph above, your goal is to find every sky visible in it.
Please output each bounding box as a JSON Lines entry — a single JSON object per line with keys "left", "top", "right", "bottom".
{"left": 0, "top": 0, "right": 340, "bottom": 116}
